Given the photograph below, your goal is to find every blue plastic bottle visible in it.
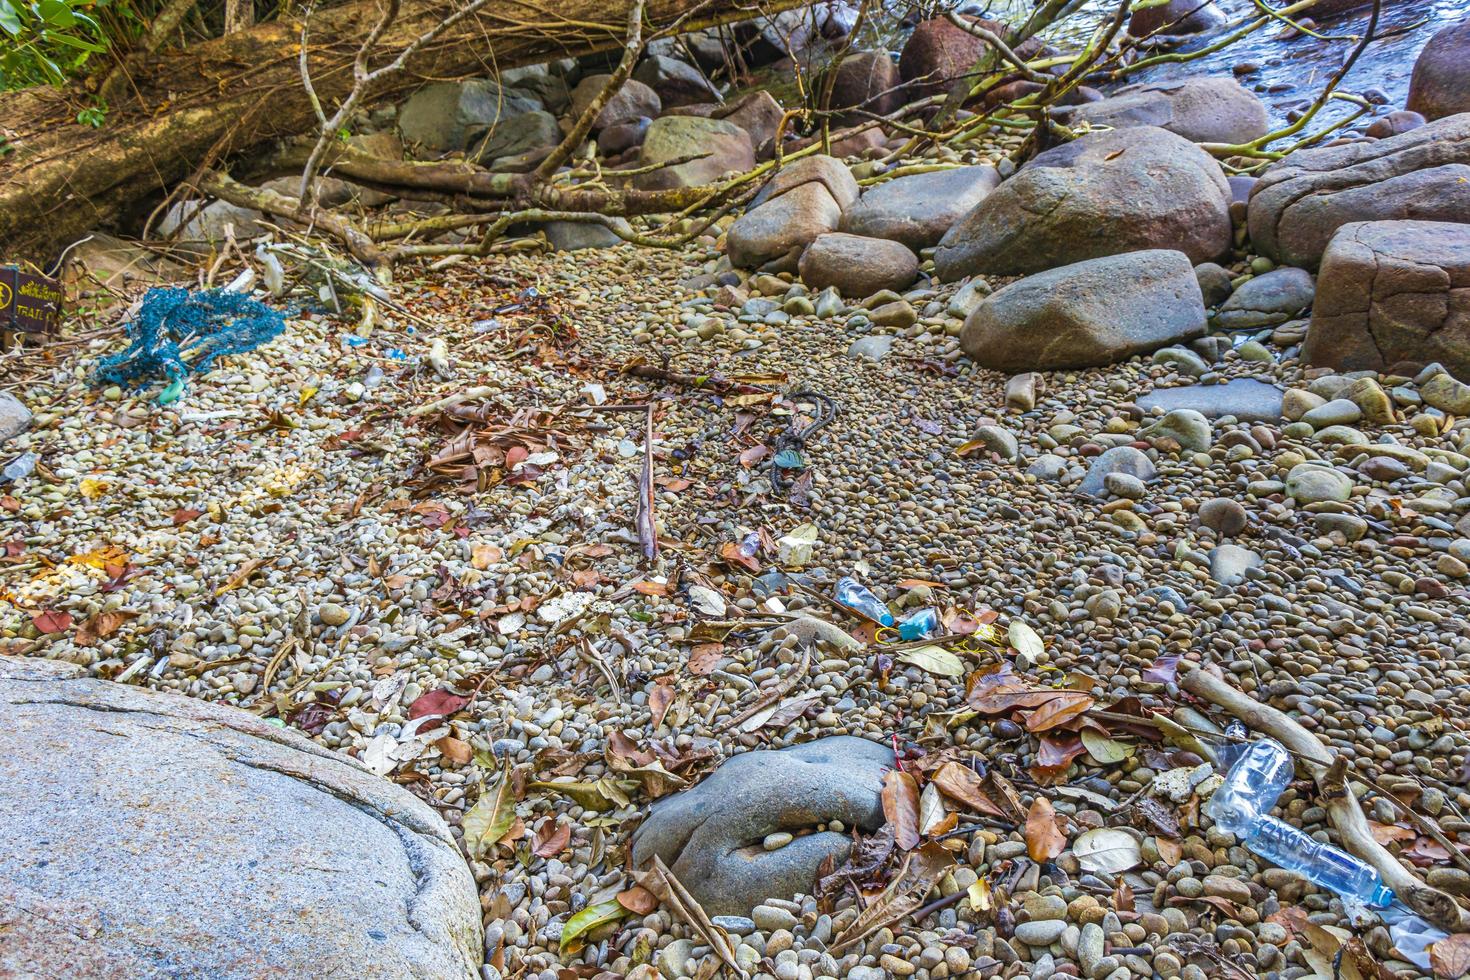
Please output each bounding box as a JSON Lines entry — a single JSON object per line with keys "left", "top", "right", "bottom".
{"left": 835, "top": 577, "right": 894, "bottom": 626}
{"left": 1208, "top": 739, "right": 1394, "bottom": 907}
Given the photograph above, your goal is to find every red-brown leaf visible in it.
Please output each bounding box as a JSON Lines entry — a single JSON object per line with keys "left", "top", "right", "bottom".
{"left": 408, "top": 688, "right": 470, "bottom": 721}
{"left": 532, "top": 819, "right": 572, "bottom": 858}
{"left": 649, "top": 679, "right": 675, "bottom": 728}
{"left": 1430, "top": 933, "right": 1470, "bottom": 978}
{"left": 617, "top": 885, "right": 659, "bottom": 915}
{"left": 32, "top": 610, "right": 73, "bottom": 634}
{"left": 882, "top": 769, "right": 921, "bottom": 850}
{"left": 932, "top": 761, "right": 1008, "bottom": 819}
{"left": 172, "top": 508, "right": 205, "bottom": 526}
{"left": 1024, "top": 797, "right": 1066, "bottom": 863}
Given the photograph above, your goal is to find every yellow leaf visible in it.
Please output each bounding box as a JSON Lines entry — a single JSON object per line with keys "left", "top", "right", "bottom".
{"left": 79, "top": 478, "right": 111, "bottom": 500}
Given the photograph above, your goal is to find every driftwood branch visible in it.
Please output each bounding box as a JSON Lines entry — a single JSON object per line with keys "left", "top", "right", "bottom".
{"left": 1181, "top": 664, "right": 1470, "bottom": 934}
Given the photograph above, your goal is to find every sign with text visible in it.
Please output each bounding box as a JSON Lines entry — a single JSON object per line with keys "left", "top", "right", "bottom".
{"left": 0, "top": 266, "right": 62, "bottom": 335}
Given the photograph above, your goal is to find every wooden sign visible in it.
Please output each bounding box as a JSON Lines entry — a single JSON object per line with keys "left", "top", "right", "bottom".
{"left": 0, "top": 266, "right": 62, "bottom": 335}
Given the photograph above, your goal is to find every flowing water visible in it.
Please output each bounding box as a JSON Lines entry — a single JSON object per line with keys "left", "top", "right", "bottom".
{"left": 1080, "top": 0, "right": 1464, "bottom": 131}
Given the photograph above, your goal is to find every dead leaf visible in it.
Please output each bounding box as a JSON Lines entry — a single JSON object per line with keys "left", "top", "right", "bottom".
{"left": 649, "top": 679, "right": 675, "bottom": 728}
{"left": 471, "top": 544, "right": 504, "bottom": 570}
{"left": 409, "top": 687, "right": 470, "bottom": 721}
{"left": 1367, "top": 821, "right": 1416, "bottom": 846}
{"left": 1072, "top": 828, "right": 1142, "bottom": 874}
{"left": 1023, "top": 692, "right": 1095, "bottom": 732}
{"left": 830, "top": 843, "right": 954, "bottom": 953}
{"left": 883, "top": 770, "right": 921, "bottom": 850}
{"left": 632, "top": 580, "right": 671, "bottom": 596}
{"left": 74, "top": 610, "right": 135, "bottom": 646}
{"left": 215, "top": 556, "right": 272, "bottom": 596}
{"left": 1024, "top": 797, "right": 1066, "bottom": 863}
{"left": 532, "top": 818, "right": 572, "bottom": 858}
{"left": 687, "top": 643, "right": 724, "bottom": 675}
{"left": 172, "top": 507, "right": 205, "bottom": 526}
{"left": 617, "top": 884, "right": 659, "bottom": 915}
{"left": 932, "top": 761, "right": 1008, "bottom": 819}
{"left": 436, "top": 736, "right": 472, "bottom": 766}
{"left": 1430, "top": 933, "right": 1470, "bottom": 978}
{"left": 31, "top": 610, "right": 72, "bottom": 634}
{"left": 1142, "top": 654, "right": 1180, "bottom": 684}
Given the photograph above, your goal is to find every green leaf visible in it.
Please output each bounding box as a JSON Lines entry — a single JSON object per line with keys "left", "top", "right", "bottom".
{"left": 897, "top": 644, "right": 966, "bottom": 678}
{"left": 37, "top": 0, "right": 76, "bottom": 27}
{"left": 1080, "top": 729, "right": 1135, "bottom": 765}
{"left": 461, "top": 761, "right": 516, "bottom": 858}
{"left": 48, "top": 32, "right": 104, "bottom": 52}
{"left": 773, "top": 448, "right": 804, "bottom": 470}
{"left": 560, "top": 900, "right": 628, "bottom": 950}
{"left": 0, "top": 1, "right": 22, "bottom": 36}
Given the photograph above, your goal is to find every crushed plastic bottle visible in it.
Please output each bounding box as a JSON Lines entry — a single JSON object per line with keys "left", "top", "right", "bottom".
{"left": 835, "top": 577, "right": 894, "bottom": 627}
{"left": 1209, "top": 739, "right": 1393, "bottom": 907}
{"left": 2, "top": 451, "right": 37, "bottom": 483}
{"left": 897, "top": 608, "right": 940, "bottom": 641}
{"left": 363, "top": 365, "right": 385, "bottom": 388}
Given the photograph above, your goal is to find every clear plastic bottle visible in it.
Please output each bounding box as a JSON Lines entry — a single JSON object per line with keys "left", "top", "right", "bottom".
{"left": 1208, "top": 739, "right": 1394, "bottom": 907}
{"left": 2, "top": 451, "right": 37, "bottom": 482}
{"left": 898, "top": 608, "right": 939, "bottom": 641}
{"left": 364, "top": 365, "right": 385, "bottom": 388}
{"left": 835, "top": 577, "right": 894, "bottom": 626}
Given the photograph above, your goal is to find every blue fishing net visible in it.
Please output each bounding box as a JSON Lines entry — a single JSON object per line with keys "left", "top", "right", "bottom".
{"left": 94, "top": 288, "right": 288, "bottom": 391}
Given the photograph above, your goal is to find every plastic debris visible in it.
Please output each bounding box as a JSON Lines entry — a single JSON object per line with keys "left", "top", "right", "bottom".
{"left": 93, "top": 288, "right": 288, "bottom": 394}
{"left": 897, "top": 608, "right": 940, "bottom": 641}
{"left": 1209, "top": 739, "right": 1392, "bottom": 906}
{"left": 835, "top": 576, "right": 894, "bottom": 627}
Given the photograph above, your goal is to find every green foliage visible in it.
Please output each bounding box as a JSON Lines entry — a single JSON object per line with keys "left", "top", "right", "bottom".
{"left": 0, "top": 0, "right": 141, "bottom": 93}
{"left": 76, "top": 96, "right": 107, "bottom": 126}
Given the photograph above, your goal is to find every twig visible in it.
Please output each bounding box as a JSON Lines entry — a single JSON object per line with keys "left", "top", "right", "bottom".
{"left": 637, "top": 402, "right": 658, "bottom": 566}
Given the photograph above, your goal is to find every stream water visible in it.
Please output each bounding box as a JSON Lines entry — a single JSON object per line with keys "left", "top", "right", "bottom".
{"left": 1081, "top": 0, "right": 1463, "bottom": 131}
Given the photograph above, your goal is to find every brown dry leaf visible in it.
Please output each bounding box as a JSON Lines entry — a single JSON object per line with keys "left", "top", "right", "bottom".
{"left": 617, "top": 884, "right": 659, "bottom": 915}
{"left": 830, "top": 842, "right": 954, "bottom": 953}
{"left": 462, "top": 761, "right": 517, "bottom": 859}
{"left": 436, "top": 736, "right": 472, "bottom": 766}
{"left": 74, "top": 610, "right": 136, "bottom": 647}
{"left": 1431, "top": 934, "right": 1470, "bottom": 979}
{"left": 932, "top": 761, "right": 1008, "bottom": 819}
{"left": 215, "top": 556, "right": 272, "bottom": 596}
{"left": 882, "top": 770, "right": 921, "bottom": 850}
{"left": 1367, "top": 821, "right": 1416, "bottom": 846}
{"left": 1023, "top": 693, "right": 1095, "bottom": 732}
{"left": 632, "top": 580, "right": 671, "bottom": 596}
{"left": 1155, "top": 837, "right": 1182, "bottom": 865}
{"left": 471, "top": 544, "right": 504, "bottom": 570}
{"left": 532, "top": 819, "right": 572, "bottom": 858}
{"left": 649, "top": 679, "right": 675, "bottom": 728}
{"left": 172, "top": 507, "right": 205, "bottom": 526}
{"left": 31, "top": 609, "right": 73, "bottom": 634}
{"left": 1024, "top": 797, "right": 1066, "bottom": 863}
{"left": 687, "top": 643, "right": 724, "bottom": 675}
{"left": 644, "top": 856, "right": 748, "bottom": 978}
{"left": 718, "top": 540, "right": 761, "bottom": 573}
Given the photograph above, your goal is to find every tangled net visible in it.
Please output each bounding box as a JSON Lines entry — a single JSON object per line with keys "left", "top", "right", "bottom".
{"left": 94, "top": 288, "right": 288, "bottom": 391}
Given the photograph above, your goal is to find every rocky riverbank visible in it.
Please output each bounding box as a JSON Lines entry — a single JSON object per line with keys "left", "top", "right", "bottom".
{"left": 5, "top": 2, "right": 1470, "bottom": 979}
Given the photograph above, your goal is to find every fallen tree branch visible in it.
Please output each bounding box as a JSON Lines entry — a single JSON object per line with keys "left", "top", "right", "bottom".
{"left": 1181, "top": 663, "right": 1470, "bottom": 934}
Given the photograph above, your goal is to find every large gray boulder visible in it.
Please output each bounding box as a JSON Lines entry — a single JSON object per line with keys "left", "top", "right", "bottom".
{"left": 1058, "top": 78, "right": 1269, "bottom": 145}
{"left": 633, "top": 115, "right": 754, "bottom": 190}
{"left": 1304, "top": 219, "right": 1470, "bottom": 377}
{"left": 633, "top": 54, "right": 720, "bottom": 108}
{"left": 935, "top": 127, "right": 1231, "bottom": 280}
{"left": 471, "top": 110, "right": 561, "bottom": 165}
{"left": 1214, "top": 267, "right": 1316, "bottom": 330}
{"left": 798, "top": 232, "right": 918, "bottom": 296}
{"left": 960, "top": 249, "right": 1207, "bottom": 371}
{"left": 840, "top": 165, "right": 1001, "bottom": 251}
{"left": 0, "top": 656, "right": 481, "bottom": 980}
{"left": 1247, "top": 112, "right": 1470, "bottom": 269}
{"left": 398, "top": 80, "right": 542, "bottom": 151}
{"left": 630, "top": 737, "right": 892, "bottom": 916}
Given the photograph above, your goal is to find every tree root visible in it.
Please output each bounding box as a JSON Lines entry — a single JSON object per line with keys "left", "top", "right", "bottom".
{"left": 1180, "top": 663, "right": 1470, "bottom": 934}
